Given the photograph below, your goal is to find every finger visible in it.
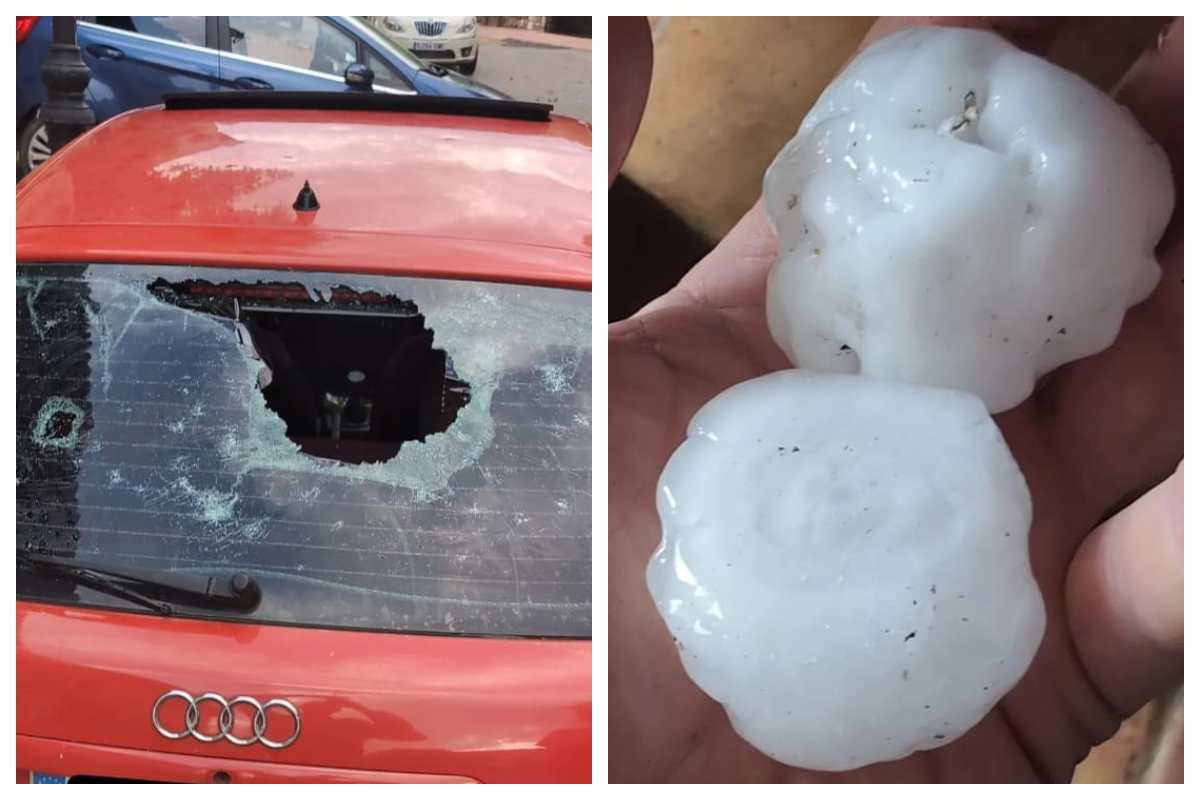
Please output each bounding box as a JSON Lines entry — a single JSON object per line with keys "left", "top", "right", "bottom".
{"left": 609, "top": 16, "right": 653, "bottom": 187}
{"left": 862, "top": 17, "right": 1064, "bottom": 56}
{"left": 1113, "top": 18, "right": 1183, "bottom": 209}
{"left": 644, "top": 198, "right": 776, "bottom": 315}
{"left": 1066, "top": 462, "right": 1183, "bottom": 715}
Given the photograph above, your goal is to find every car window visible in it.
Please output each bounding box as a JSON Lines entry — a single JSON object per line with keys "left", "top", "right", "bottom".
{"left": 228, "top": 16, "right": 358, "bottom": 79}
{"left": 94, "top": 16, "right": 206, "bottom": 47}
{"left": 17, "top": 263, "right": 591, "bottom": 638}
{"left": 364, "top": 50, "right": 413, "bottom": 91}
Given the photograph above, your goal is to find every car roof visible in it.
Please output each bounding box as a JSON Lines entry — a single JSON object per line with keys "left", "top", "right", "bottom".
{"left": 16, "top": 104, "right": 591, "bottom": 289}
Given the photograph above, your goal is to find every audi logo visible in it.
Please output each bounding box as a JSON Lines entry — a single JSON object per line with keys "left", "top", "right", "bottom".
{"left": 152, "top": 690, "right": 301, "bottom": 749}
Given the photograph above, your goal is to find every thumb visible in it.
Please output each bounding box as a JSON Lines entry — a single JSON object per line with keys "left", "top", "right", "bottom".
{"left": 1066, "top": 462, "right": 1183, "bottom": 715}
{"left": 640, "top": 199, "right": 778, "bottom": 317}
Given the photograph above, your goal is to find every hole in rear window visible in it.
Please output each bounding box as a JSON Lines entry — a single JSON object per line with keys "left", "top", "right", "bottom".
{"left": 149, "top": 279, "right": 470, "bottom": 465}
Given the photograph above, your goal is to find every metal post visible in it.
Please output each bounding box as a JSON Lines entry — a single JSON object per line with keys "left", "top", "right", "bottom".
{"left": 39, "top": 17, "right": 94, "bottom": 153}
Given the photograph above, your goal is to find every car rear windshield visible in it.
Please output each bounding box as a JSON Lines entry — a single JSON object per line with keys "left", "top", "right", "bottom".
{"left": 17, "top": 263, "right": 590, "bottom": 638}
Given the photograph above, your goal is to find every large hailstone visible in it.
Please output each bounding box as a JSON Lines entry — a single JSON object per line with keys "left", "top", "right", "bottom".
{"left": 764, "top": 26, "right": 1174, "bottom": 412}
{"left": 648, "top": 370, "right": 1045, "bottom": 771}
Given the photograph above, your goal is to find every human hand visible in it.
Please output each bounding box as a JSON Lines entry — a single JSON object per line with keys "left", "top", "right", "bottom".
{"left": 608, "top": 17, "right": 1182, "bottom": 782}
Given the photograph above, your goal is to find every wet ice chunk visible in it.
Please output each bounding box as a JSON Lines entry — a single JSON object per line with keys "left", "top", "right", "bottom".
{"left": 648, "top": 370, "right": 1045, "bottom": 770}
{"left": 763, "top": 26, "right": 1175, "bottom": 412}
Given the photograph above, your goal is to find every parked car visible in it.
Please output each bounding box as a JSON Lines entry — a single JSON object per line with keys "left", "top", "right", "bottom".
{"left": 16, "top": 16, "right": 508, "bottom": 177}
{"left": 382, "top": 17, "right": 479, "bottom": 74}
{"left": 16, "top": 92, "right": 591, "bottom": 783}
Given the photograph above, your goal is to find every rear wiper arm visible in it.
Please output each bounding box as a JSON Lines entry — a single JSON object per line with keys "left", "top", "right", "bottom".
{"left": 17, "top": 550, "right": 262, "bottom": 615}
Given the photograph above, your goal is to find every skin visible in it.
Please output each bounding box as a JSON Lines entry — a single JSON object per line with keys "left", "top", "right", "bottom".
{"left": 608, "top": 17, "right": 1183, "bottom": 782}
{"left": 608, "top": 16, "right": 653, "bottom": 186}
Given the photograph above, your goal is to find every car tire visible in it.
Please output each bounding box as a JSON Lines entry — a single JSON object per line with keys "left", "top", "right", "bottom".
{"left": 17, "top": 114, "right": 51, "bottom": 179}
{"left": 461, "top": 54, "right": 478, "bottom": 75}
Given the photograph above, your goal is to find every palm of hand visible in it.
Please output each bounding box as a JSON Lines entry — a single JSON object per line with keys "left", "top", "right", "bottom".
{"left": 608, "top": 23, "right": 1182, "bottom": 783}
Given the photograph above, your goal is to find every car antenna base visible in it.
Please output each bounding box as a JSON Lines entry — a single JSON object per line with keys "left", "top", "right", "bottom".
{"left": 293, "top": 180, "right": 320, "bottom": 212}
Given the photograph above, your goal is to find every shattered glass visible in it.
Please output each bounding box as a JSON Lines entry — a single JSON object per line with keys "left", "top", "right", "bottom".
{"left": 17, "top": 263, "right": 591, "bottom": 638}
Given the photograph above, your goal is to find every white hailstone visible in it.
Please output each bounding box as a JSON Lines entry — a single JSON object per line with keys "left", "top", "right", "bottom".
{"left": 648, "top": 370, "right": 1045, "bottom": 771}
{"left": 764, "top": 26, "right": 1174, "bottom": 412}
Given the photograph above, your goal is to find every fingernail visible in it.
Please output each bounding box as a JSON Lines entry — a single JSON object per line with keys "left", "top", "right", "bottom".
{"left": 1156, "top": 19, "right": 1178, "bottom": 52}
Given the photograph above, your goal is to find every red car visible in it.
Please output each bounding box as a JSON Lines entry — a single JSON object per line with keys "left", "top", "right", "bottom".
{"left": 16, "top": 93, "right": 591, "bottom": 783}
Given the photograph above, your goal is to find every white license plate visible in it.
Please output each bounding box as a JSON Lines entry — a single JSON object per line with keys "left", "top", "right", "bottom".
{"left": 410, "top": 40, "right": 446, "bottom": 51}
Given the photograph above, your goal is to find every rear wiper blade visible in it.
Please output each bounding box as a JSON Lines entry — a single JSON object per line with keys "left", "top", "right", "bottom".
{"left": 17, "top": 550, "right": 262, "bottom": 615}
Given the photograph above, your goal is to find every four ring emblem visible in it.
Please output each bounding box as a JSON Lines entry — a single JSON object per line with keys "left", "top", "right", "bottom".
{"left": 152, "top": 690, "right": 301, "bottom": 749}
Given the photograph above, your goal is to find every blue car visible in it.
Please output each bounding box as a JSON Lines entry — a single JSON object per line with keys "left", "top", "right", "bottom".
{"left": 17, "top": 15, "right": 508, "bottom": 176}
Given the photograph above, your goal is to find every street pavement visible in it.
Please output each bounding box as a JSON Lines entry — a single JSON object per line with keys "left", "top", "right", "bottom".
{"left": 474, "top": 28, "right": 591, "bottom": 123}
